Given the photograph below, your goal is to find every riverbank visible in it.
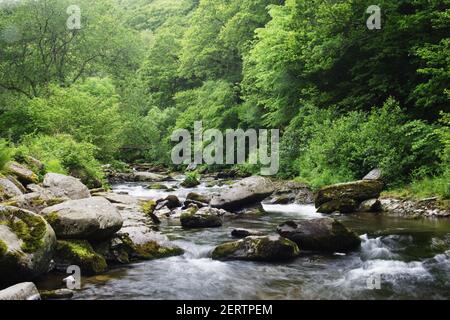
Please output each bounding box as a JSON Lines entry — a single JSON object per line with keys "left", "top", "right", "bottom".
{"left": 1, "top": 161, "right": 449, "bottom": 300}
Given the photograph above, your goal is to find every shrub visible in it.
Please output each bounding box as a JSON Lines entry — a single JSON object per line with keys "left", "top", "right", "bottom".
{"left": 294, "top": 98, "right": 441, "bottom": 188}
{"left": 17, "top": 134, "right": 105, "bottom": 188}
{"left": 25, "top": 78, "right": 123, "bottom": 161}
{"left": 0, "top": 139, "right": 12, "bottom": 172}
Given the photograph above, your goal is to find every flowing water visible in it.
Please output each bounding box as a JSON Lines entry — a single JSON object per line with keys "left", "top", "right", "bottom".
{"left": 36, "top": 178, "right": 450, "bottom": 300}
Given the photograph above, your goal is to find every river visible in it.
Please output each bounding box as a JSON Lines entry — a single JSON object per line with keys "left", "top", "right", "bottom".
{"left": 36, "top": 178, "right": 450, "bottom": 300}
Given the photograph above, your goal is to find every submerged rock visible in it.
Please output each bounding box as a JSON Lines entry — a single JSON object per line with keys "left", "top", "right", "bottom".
{"left": 41, "top": 197, "right": 123, "bottom": 240}
{"left": 210, "top": 176, "right": 275, "bottom": 210}
{"left": 315, "top": 180, "right": 384, "bottom": 214}
{"left": 231, "top": 228, "right": 264, "bottom": 238}
{"left": 0, "top": 206, "right": 56, "bottom": 284}
{"left": 54, "top": 240, "right": 107, "bottom": 275}
{"left": 277, "top": 218, "right": 361, "bottom": 252}
{"left": 43, "top": 173, "right": 91, "bottom": 200}
{"left": 0, "top": 282, "right": 40, "bottom": 300}
{"left": 40, "top": 288, "right": 74, "bottom": 300}
{"left": 180, "top": 206, "right": 223, "bottom": 229}
{"left": 212, "top": 236, "right": 299, "bottom": 261}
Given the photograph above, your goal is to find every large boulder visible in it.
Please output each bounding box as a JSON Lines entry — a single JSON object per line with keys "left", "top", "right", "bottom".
{"left": 210, "top": 176, "right": 275, "bottom": 210}
{"left": 54, "top": 240, "right": 107, "bottom": 275}
{"left": 212, "top": 236, "right": 299, "bottom": 262}
{"left": 106, "top": 194, "right": 184, "bottom": 261}
{"left": 0, "top": 282, "right": 40, "bottom": 300}
{"left": 40, "top": 197, "right": 123, "bottom": 240}
{"left": 6, "top": 184, "right": 68, "bottom": 213}
{"left": 315, "top": 180, "right": 384, "bottom": 213}
{"left": 6, "top": 162, "right": 38, "bottom": 185}
{"left": 180, "top": 206, "right": 223, "bottom": 229}
{"left": 0, "top": 206, "right": 56, "bottom": 284}
{"left": 43, "top": 173, "right": 91, "bottom": 200}
{"left": 277, "top": 218, "right": 361, "bottom": 252}
{"left": 0, "top": 178, "right": 23, "bottom": 201}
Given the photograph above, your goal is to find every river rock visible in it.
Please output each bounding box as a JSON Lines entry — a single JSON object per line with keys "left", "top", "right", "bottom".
{"left": 277, "top": 218, "right": 361, "bottom": 252}
{"left": 157, "top": 195, "right": 181, "bottom": 210}
{"left": 40, "top": 288, "right": 73, "bottom": 300}
{"left": 0, "top": 178, "right": 23, "bottom": 201}
{"left": 115, "top": 199, "right": 183, "bottom": 260}
{"left": 315, "top": 180, "right": 384, "bottom": 213}
{"left": 5, "top": 187, "right": 68, "bottom": 213}
{"left": 6, "top": 162, "right": 38, "bottom": 185}
{"left": 363, "top": 168, "right": 383, "bottom": 181}
{"left": 180, "top": 206, "right": 223, "bottom": 229}
{"left": 186, "top": 192, "right": 211, "bottom": 204}
{"left": 54, "top": 240, "right": 107, "bottom": 275}
{"left": 231, "top": 228, "right": 264, "bottom": 238}
{"left": 0, "top": 282, "right": 40, "bottom": 300}
{"left": 212, "top": 236, "right": 299, "bottom": 261}
{"left": 210, "top": 176, "right": 275, "bottom": 210}
{"left": 133, "top": 172, "right": 170, "bottom": 182}
{"left": 41, "top": 197, "right": 123, "bottom": 240}
{"left": 43, "top": 173, "right": 91, "bottom": 200}
{"left": 270, "top": 181, "right": 314, "bottom": 204}
{"left": 0, "top": 206, "right": 56, "bottom": 284}
{"left": 358, "top": 198, "right": 382, "bottom": 212}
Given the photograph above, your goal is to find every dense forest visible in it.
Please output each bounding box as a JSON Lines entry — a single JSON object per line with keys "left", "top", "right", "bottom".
{"left": 0, "top": 0, "right": 449, "bottom": 198}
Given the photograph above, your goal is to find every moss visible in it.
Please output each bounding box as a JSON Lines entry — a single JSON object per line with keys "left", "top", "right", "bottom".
{"left": 211, "top": 241, "right": 241, "bottom": 260}
{"left": 55, "top": 240, "right": 107, "bottom": 275}
{"left": 133, "top": 241, "right": 183, "bottom": 260}
{"left": 44, "top": 211, "right": 60, "bottom": 225}
{"left": 147, "top": 183, "right": 168, "bottom": 190}
{"left": 1, "top": 208, "right": 47, "bottom": 253}
{"left": 0, "top": 239, "right": 7, "bottom": 257}
{"left": 140, "top": 200, "right": 157, "bottom": 216}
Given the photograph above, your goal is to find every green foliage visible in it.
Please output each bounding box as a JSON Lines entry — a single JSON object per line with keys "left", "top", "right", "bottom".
{"left": 25, "top": 78, "right": 123, "bottom": 161}
{"left": 17, "top": 135, "right": 105, "bottom": 188}
{"left": 295, "top": 99, "right": 441, "bottom": 188}
{"left": 0, "top": 0, "right": 143, "bottom": 97}
{"left": 0, "top": 139, "right": 12, "bottom": 172}
{"left": 182, "top": 171, "right": 201, "bottom": 188}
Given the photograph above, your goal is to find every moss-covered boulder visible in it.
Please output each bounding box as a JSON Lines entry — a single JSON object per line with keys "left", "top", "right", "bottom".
{"left": 0, "top": 206, "right": 56, "bottom": 285}
{"left": 54, "top": 240, "right": 107, "bottom": 275}
{"left": 186, "top": 192, "right": 211, "bottom": 204}
{"left": 180, "top": 206, "right": 223, "bottom": 229}
{"left": 317, "top": 198, "right": 358, "bottom": 214}
{"left": 277, "top": 218, "right": 361, "bottom": 252}
{"left": 0, "top": 178, "right": 23, "bottom": 201}
{"left": 132, "top": 240, "right": 184, "bottom": 260}
{"left": 212, "top": 236, "right": 299, "bottom": 262}
{"left": 181, "top": 175, "right": 200, "bottom": 188}
{"left": 41, "top": 197, "right": 123, "bottom": 240}
{"left": 210, "top": 176, "right": 275, "bottom": 210}
{"left": 6, "top": 162, "right": 38, "bottom": 186}
{"left": 315, "top": 180, "right": 384, "bottom": 214}
{"left": 358, "top": 198, "right": 382, "bottom": 212}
